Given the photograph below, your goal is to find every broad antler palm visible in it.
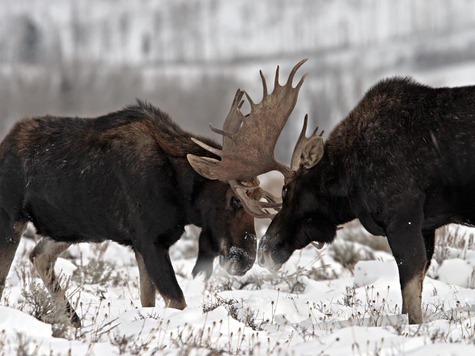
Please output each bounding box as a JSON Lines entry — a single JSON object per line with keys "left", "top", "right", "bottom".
{"left": 188, "top": 59, "right": 323, "bottom": 218}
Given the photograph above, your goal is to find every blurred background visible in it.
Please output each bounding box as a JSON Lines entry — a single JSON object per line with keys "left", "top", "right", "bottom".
{"left": 1, "top": 0, "right": 475, "bottom": 161}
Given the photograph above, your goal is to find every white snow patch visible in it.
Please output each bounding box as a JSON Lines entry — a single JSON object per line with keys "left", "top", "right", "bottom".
{"left": 438, "top": 258, "right": 474, "bottom": 288}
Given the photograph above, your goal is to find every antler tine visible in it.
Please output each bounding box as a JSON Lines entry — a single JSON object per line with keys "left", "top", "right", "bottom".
{"left": 243, "top": 90, "right": 255, "bottom": 108}
{"left": 309, "top": 125, "right": 325, "bottom": 138}
{"left": 311, "top": 126, "right": 319, "bottom": 136}
{"left": 209, "top": 123, "right": 233, "bottom": 139}
{"left": 229, "top": 180, "right": 278, "bottom": 219}
{"left": 274, "top": 65, "right": 280, "bottom": 88}
{"left": 232, "top": 88, "right": 245, "bottom": 107}
{"left": 231, "top": 180, "right": 283, "bottom": 210}
{"left": 260, "top": 189, "right": 282, "bottom": 206}
{"left": 295, "top": 72, "right": 308, "bottom": 92}
{"left": 212, "top": 89, "right": 247, "bottom": 150}
{"left": 300, "top": 114, "right": 309, "bottom": 139}
{"left": 240, "top": 196, "right": 276, "bottom": 219}
{"left": 259, "top": 70, "right": 268, "bottom": 99}
{"left": 231, "top": 179, "right": 281, "bottom": 204}
{"left": 290, "top": 114, "right": 309, "bottom": 172}
{"left": 286, "top": 58, "right": 308, "bottom": 88}
{"left": 191, "top": 137, "right": 223, "bottom": 158}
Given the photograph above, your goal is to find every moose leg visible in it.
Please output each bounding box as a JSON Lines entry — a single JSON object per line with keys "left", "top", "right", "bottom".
{"left": 134, "top": 250, "right": 156, "bottom": 307}
{"left": 138, "top": 243, "right": 186, "bottom": 310}
{"left": 192, "top": 229, "right": 218, "bottom": 280}
{"left": 386, "top": 200, "right": 426, "bottom": 324}
{"left": 29, "top": 238, "right": 81, "bottom": 327}
{"left": 422, "top": 230, "right": 435, "bottom": 274}
{"left": 0, "top": 221, "right": 26, "bottom": 299}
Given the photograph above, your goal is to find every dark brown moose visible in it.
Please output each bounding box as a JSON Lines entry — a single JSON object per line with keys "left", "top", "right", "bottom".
{"left": 192, "top": 59, "right": 475, "bottom": 324}
{"left": 0, "top": 100, "right": 260, "bottom": 327}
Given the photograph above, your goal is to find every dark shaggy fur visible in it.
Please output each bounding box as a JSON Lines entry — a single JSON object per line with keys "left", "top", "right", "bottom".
{"left": 0, "top": 100, "right": 256, "bottom": 325}
{"left": 259, "top": 77, "right": 475, "bottom": 324}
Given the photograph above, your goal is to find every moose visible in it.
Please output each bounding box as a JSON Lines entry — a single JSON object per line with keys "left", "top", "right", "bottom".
{"left": 190, "top": 59, "right": 475, "bottom": 324}
{"left": 0, "top": 99, "right": 266, "bottom": 327}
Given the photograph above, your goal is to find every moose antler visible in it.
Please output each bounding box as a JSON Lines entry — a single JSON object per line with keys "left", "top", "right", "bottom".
{"left": 188, "top": 58, "right": 308, "bottom": 181}
{"left": 188, "top": 59, "right": 323, "bottom": 218}
{"left": 229, "top": 179, "right": 282, "bottom": 219}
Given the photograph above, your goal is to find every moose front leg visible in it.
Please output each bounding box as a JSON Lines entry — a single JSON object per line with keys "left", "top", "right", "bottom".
{"left": 134, "top": 250, "right": 156, "bottom": 307}
{"left": 385, "top": 200, "right": 427, "bottom": 324}
{"left": 29, "top": 238, "right": 81, "bottom": 327}
{"left": 192, "top": 229, "right": 218, "bottom": 280}
{"left": 138, "top": 242, "right": 186, "bottom": 310}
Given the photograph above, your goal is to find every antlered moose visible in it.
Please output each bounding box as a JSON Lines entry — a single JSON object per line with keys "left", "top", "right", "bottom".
{"left": 191, "top": 59, "right": 475, "bottom": 324}
{"left": 0, "top": 100, "right": 265, "bottom": 326}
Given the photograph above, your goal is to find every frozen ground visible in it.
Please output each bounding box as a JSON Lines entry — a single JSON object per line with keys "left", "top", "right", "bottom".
{"left": 0, "top": 222, "right": 474, "bottom": 355}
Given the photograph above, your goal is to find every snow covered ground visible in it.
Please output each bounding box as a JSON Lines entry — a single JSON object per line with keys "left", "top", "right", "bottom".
{"left": 0, "top": 221, "right": 474, "bottom": 355}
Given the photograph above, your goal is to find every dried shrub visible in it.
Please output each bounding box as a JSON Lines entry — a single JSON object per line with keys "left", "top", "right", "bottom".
{"left": 19, "top": 282, "right": 71, "bottom": 338}
{"left": 328, "top": 239, "right": 376, "bottom": 272}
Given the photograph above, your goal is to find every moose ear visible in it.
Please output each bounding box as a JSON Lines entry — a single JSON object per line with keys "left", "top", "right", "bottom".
{"left": 187, "top": 154, "right": 220, "bottom": 180}
{"left": 291, "top": 115, "right": 325, "bottom": 172}
{"left": 299, "top": 137, "right": 324, "bottom": 170}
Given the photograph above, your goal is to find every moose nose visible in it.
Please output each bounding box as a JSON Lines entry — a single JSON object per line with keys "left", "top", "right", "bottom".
{"left": 258, "top": 253, "right": 266, "bottom": 267}
{"left": 222, "top": 246, "right": 255, "bottom": 276}
{"left": 258, "top": 234, "right": 271, "bottom": 267}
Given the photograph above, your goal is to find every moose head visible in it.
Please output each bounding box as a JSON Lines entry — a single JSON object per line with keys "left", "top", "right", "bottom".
{"left": 187, "top": 59, "right": 327, "bottom": 272}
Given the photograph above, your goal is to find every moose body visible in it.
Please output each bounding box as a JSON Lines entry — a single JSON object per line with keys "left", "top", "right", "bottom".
{"left": 0, "top": 101, "right": 257, "bottom": 326}
{"left": 258, "top": 77, "right": 475, "bottom": 324}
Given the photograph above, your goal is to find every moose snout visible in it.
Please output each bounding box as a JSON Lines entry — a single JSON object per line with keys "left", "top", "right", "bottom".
{"left": 257, "top": 237, "right": 269, "bottom": 267}
{"left": 258, "top": 234, "right": 283, "bottom": 272}
{"left": 221, "top": 244, "right": 256, "bottom": 276}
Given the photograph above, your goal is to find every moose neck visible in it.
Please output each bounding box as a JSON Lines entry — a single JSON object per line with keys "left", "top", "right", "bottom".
{"left": 165, "top": 155, "right": 204, "bottom": 228}
{"left": 167, "top": 131, "right": 226, "bottom": 228}
{"left": 147, "top": 111, "right": 223, "bottom": 228}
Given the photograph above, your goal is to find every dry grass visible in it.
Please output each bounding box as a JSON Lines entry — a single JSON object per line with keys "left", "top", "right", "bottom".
{"left": 9, "top": 222, "right": 475, "bottom": 354}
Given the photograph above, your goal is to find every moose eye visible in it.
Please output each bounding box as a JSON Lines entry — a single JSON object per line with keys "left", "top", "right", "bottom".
{"left": 282, "top": 185, "right": 289, "bottom": 199}
{"left": 230, "top": 196, "right": 242, "bottom": 211}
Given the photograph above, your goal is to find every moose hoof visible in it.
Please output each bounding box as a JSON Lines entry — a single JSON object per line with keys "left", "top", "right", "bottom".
{"left": 70, "top": 313, "right": 82, "bottom": 328}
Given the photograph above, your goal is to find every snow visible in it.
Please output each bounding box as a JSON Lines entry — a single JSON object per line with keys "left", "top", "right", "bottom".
{"left": 0, "top": 306, "right": 52, "bottom": 337}
{"left": 438, "top": 259, "right": 474, "bottom": 289}
{"left": 353, "top": 260, "right": 399, "bottom": 288}
{"left": 1, "top": 224, "right": 474, "bottom": 355}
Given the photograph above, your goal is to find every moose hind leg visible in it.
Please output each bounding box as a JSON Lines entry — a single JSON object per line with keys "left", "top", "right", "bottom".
{"left": 134, "top": 250, "right": 156, "bottom": 307}
{"left": 29, "top": 238, "right": 81, "bottom": 327}
{"left": 0, "top": 222, "right": 26, "bottom": 300}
